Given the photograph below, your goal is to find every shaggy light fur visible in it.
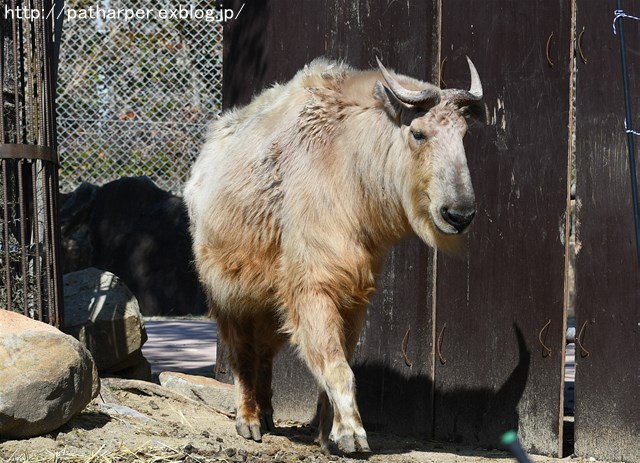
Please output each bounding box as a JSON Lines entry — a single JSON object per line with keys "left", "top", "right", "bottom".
{"left": 184, "top": 58, "right": 481, "bottom": 453}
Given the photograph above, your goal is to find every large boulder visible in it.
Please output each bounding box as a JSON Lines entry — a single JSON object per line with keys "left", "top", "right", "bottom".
{"left": 59, "top": 177, "right": 207, "bottom": 316}
{"left": 0, "top": 310, "right": 100, "bottom": 438}
{"left": 63, "top": 267, "right": 151, "bottom": 380}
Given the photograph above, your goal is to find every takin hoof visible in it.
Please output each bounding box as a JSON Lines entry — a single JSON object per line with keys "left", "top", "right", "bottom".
{"left": 335, "top": 433, "right": 371, "bottom": 454}
{"left": 236, "top": 417, "right": 262, "bottom": 442}
{"left": 236, "top": 410, "right": 276, "bottom": 442}
{"left": 321, "top": 428, "right": 370, "bottom": 455}
{"left": 319, "top": 437, "right": 371, "bottom": 456}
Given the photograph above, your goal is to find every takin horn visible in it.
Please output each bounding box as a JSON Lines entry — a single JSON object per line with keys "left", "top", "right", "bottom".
{"left": 376, "top": 57, "right": 441, "bottom": 107}
{"left": 443, "top": 56, "right": 483, "bottom": 107}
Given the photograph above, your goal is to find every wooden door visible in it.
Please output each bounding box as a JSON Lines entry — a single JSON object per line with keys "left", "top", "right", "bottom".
{"left": 574, "top": 2, "right": 640, "bottom": 461}
{"left": 435, "top": 1, "right": 573, "bottom": 455}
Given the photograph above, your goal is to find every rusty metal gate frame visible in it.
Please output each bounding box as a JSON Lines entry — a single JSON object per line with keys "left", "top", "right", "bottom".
{"left": 1, "top": 0, "right": 64, "bottom": 327}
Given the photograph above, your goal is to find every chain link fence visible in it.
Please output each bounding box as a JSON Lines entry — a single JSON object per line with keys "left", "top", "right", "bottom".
{"left": 56, "top": 0, "right": 223, "bottom": 194}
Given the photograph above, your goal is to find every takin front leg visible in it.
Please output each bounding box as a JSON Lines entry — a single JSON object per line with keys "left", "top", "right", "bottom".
{"left": 291, "top": 291, "right": 370, "bottom": 454}
{"left": 316, "top": 304, "right": 369, "bottom": 454}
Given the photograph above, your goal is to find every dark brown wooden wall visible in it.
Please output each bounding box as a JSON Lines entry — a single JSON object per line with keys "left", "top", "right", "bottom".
{"left": 223, "top": 0, "right": 439, "bottom": 108}
{"left": 435, "top": 2, "right": 572, "bottom": 456}
{"left": 574, "top": 2, "right": 640, "bottom": 461}
{"left": 217, "top": 1, "right": 636, "bottom": 459}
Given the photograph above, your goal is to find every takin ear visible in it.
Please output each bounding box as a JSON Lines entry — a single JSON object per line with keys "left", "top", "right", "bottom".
{"left": 459, "top": 100, "right": 488, "bottom": 128}
{"left": 373, "top": 80, "right": 404, "bottom": 121}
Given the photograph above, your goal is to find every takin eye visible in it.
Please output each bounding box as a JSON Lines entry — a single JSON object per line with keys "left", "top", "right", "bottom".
{"left": 411, "top": 130, "right": 426, "bottom": 142}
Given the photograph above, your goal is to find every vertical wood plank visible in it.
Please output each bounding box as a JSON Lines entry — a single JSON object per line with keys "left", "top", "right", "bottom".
{"left": 436, "top": 1, "right": 572, "bottom": 455}
{"left": 574, "top": 2, "right": 640, "bottom": 461}
{"left": 220, "top": 0, "right": 440, "bottom": 432}
{"left": 223, "top": 1, "right": 439, "bottom": 105}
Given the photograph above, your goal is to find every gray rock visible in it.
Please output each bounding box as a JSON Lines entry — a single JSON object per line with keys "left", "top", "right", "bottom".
{"left": 63, "top": 268, "right": 149, "bottom": 376}
{"left": 159, "top": 371, "right": 236, "bottom": 415}
{"left": 0, "top": 311, "right": 100, "bottom": 438}
{"left": 97, "top": 403, "right": 154, "bottom": 424}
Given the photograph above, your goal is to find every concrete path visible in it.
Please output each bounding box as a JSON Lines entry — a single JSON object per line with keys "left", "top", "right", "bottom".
{"left": 565, "top": 343, "right": 575, "bottom": 412}
{"left": 142, "top": 318, "right": 217, "bottom": 375}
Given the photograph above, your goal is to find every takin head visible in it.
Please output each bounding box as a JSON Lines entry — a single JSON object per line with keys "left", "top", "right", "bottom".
{"left": 373, "top": 57, "right": 484, "bottom": 253}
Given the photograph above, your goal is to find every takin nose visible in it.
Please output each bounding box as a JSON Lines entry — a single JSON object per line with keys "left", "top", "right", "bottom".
{"left": 440, "top": 206, "right": 476, "bottom": 233}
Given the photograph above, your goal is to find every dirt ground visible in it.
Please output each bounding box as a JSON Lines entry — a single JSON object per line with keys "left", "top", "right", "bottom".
{"left": 1, "top": 320, "right": 583, "bottom": 463}
{"left": 1, "top": 377, "right": 583, "bottom": 463}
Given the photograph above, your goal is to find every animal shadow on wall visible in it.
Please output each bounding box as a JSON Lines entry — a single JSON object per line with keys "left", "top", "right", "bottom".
{"left": 221, "top": 316, "right": 531, "bottom": 452}
{"left": 351, "top": 323, "right": 530, "bottom": 449}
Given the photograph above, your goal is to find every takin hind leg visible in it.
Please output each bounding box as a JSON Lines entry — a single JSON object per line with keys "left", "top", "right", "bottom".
{"left": 216, "top": 311, "right": 284, "bottom": 442}
{"left": 290, "top": 290, "right": 370, "bottom": 454}
{"left": 253, "top": 312, "right": 287, "bottom": 434}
